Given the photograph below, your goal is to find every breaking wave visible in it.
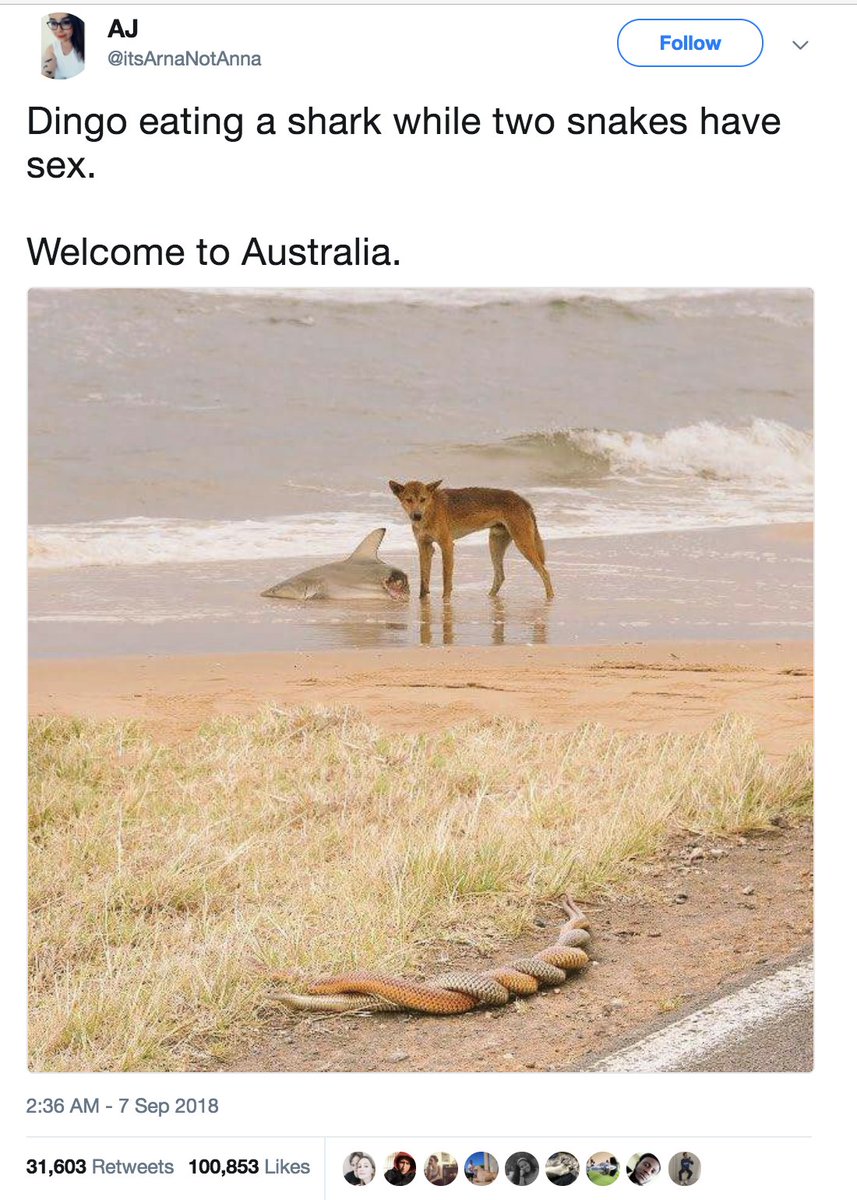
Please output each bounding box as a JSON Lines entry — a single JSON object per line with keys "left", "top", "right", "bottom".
{"left": 486, "top": 418, "right": 813, "bottom": 486}
{"left": 181, "top": 287, "right": 811, "bottom": 325}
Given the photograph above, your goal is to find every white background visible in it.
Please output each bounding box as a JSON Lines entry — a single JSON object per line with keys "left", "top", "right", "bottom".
{"left": 6, "top": 3, "right": 853, "bottom": 1195}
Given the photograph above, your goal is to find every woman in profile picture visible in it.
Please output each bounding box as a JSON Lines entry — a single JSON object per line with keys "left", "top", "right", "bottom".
{"left": 425, "top": 1156, "right": 443, "bottom": 1185}
{"left": 42, "top": 13, "right": 85, "bottom": 79}
{"left": 352, "top": 1156, "right": 376, "bottom": 1186}
{"left": 505, "top": 1154, "right": 539, "bottom": 1186}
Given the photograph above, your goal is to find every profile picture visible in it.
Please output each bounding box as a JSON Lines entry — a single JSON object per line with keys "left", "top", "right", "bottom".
{"left": 384, "top": 1153, "right": 417, "bottom": 1186}
{"left": 626, "top": 1153, "right": 661, "bottom": 1186}
{"left": 505, "top": 1153, "right": 539, "bottom": 1186}
{"left": 41, "top": 12, "right": 85, "bottom": 79}
{"left": 545, "top": 1152, "right": 580, "bottom": 1186}
{"left": 668, "top": 1151, "right": 701, "bottom": 1187}
{"left": 585, "top": 1153, "right": 620, "bottom": 1186}
{"left": 344, "top": 1153, "right": 376, "bottom": 1186}
{"left": 463, "top": 1153, "right": 499, "bottom": 1186}
{"left": 424, "top": 1154, "right": 458, "bottom": 1186}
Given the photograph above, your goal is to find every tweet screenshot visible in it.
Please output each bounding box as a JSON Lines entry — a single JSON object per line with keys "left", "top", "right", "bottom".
{"left": 9, "top": 0, "right": 852, "bottom": 1193}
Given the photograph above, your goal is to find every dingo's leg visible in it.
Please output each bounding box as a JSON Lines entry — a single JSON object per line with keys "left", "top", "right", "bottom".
{"left": 488, "top": 525, "right": 512, "bottom": 596}
{"left": 508, "top": 515, "right": 555, "bottom": 600}
{"left": 440, "top": 537, "right": 455, "bottom": 599}
{"left": 418, "top": 540, "right": 434, "bottom": 598}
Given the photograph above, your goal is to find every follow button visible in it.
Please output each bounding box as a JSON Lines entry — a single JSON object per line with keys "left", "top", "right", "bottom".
{"left": 618, "top": 19, "right": 764, "bottom": 67}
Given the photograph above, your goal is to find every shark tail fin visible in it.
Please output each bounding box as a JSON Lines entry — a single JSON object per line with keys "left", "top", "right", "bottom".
{"left": 347, "top": 528, "right": 386, "bottom": 560}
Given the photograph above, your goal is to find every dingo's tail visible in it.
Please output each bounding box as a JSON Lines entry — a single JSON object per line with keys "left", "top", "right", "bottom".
{"left": 529, "top": 507, "right": 547, "bottom": 562}
{"left": 535, "top": 524, "right": 546, "bottom": 562}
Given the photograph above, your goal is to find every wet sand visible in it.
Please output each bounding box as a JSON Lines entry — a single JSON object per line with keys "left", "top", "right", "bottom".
{"left": 29, "top": 522, "right": 812, "bottom": 658}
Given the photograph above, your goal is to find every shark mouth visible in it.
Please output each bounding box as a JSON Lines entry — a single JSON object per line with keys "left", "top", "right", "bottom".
{"left": 384, "top": 574, "right": 410, "bottom": 599}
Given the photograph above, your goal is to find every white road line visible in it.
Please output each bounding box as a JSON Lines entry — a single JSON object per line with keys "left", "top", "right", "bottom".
{"left": 587, "top": 958, "right": 814, "bottom": 1072}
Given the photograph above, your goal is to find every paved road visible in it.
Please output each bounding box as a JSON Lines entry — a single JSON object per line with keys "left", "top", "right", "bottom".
{"left": 580, "top": 951, "right": 813, "bottom": 1072}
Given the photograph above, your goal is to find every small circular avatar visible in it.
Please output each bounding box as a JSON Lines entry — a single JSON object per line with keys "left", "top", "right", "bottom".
{"left": 626, "top": 1153, "right": 661, "bottom": 1186}
{"left": 424, "top": 1153, "right": 458, "bottom": 1186}
{"left": 384, "top": 1153, "right": 417, "bottom": 1186}
{"left": 42, "top": 12, "right": 85, "bottom": 78}
{"left": 545, "top": 1152, "right": 580, "bottom": 1186}
{"left": 463, "top": 1152, "right": 499, "bottom": 1186}
{"left": 344, "top": 1153, "right": 376, "bottom": 1186}
{"left": 586, "top": 1152, "right": 620, "bottom": 1186}
{"left": 505, "top": 1153, "right": 539, "bottom": 1186}
{"left": 668, "top": 1151, "right": 701, "bottom": 1187}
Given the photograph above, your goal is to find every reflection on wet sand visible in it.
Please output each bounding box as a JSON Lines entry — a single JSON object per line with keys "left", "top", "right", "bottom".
{"left": 489, "top": 597, "right": 549, "bottom": 646}
{"left": 274, "top": 606, "right": 410, "bottom": 653}
{"left": 419, "top": 597, "right": 552, "bottom": 647}
{"left": 419, "top": 597, "right": 454, "bottom": 646}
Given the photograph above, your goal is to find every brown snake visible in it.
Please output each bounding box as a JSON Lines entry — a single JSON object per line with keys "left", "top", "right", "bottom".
{"left": 273, "top": 894, "right": 591, "bottom": 1015}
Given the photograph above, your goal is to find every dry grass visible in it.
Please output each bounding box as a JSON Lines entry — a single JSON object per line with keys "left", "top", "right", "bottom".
{"left": 29, "top": 708, "right": 812, "bottom": 1072}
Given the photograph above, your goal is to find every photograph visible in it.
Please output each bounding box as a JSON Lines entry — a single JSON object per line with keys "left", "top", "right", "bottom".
{"left": 668, "top": 1151, "right": 701, "bottom": 1187}
{"left": 586, "top": 1153, "right": 620, "bottom": 1186}
{"left": 40, "top": 11, "right": 85, "bottom": 79}
{"left": 463, "top": 1153, "right": 499, "bottom": 1186}
{"left": 626, "top": 1153, "right": 661, "bottom": 1186}
{"left": 424, "top": 1154, "right": 458, "bottom": 1186}
{"left": 28, "top": 287, "right": 812, "bottom": 1073}
{"left": 344, "top": 1153, "right": 376, "bottom": 1186}
{"left": 505, "top": 1153, "right": 539, "bottom": 1186}
{"left": 383, "top": 1153, "right": 417, "bottom": 1186}
{"left": 545, "top": 1152, "right": 580, "bottom": 1186}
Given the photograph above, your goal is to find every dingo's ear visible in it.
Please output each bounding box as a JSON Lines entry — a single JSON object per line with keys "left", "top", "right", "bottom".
{"left": 427, "top": 480, "right": 443, "bottom": 492}
{"left": 389, "top": 480, "right": 404, "bottom": 496}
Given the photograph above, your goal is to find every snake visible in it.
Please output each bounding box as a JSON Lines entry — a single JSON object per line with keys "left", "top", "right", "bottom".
{"left": 272, "top": 894, "right": 591, "bottom": 1015}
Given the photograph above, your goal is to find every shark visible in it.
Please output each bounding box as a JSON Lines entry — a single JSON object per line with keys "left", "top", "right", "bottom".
{"left": 261, "top": 528, "right": 410, "bottom": 601}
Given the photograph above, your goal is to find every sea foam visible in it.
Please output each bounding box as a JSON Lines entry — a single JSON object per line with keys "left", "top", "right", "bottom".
{"left": 29, "top": 421, "right": 812, "bottom": 571}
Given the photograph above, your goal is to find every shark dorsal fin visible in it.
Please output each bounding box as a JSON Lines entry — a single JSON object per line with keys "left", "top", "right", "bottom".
{"left": 347, "top": 528, "right": 386, "bottom": 560}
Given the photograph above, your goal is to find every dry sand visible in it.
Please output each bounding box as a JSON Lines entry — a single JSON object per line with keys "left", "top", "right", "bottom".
{"left": 30, "top": 640, "right": 812, "bottom": 758}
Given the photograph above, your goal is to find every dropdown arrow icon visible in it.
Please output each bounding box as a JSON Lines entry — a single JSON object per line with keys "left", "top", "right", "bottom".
{"left": 793, "top": 40, "right": 809, "bottom": 49}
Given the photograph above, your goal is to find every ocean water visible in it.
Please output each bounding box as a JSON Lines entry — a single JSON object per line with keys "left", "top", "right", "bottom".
{"left": 29, "top": 288, "right": 812, "bottom": 655}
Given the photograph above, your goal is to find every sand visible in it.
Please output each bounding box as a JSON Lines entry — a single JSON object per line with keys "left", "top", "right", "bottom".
{"left": 30, "top": 639, "right": 812, "bottom": 757}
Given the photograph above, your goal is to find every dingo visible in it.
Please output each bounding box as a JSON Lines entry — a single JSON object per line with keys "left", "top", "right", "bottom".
{"left": 389, "top": 480, "right": 554, "bottom": 600}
